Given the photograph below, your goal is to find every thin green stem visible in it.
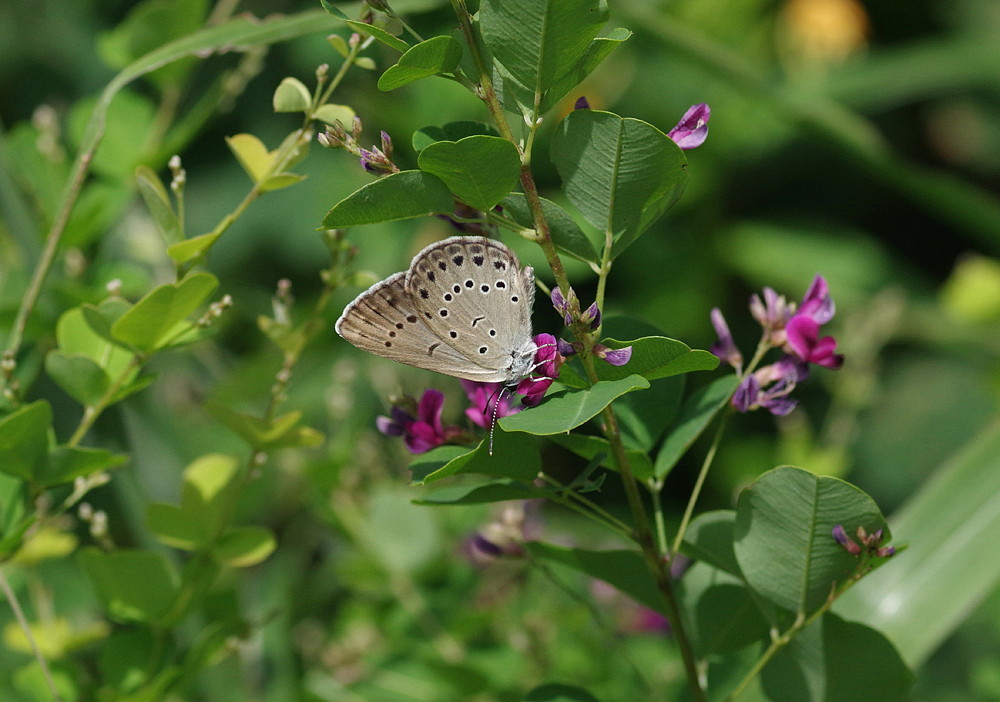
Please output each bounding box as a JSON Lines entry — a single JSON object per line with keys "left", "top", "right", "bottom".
{"left": 648, "top": 480, "right": 670, "bottom": 555}
{"left": 3, "top": 149, "right": 93, "bottom": 371}
{"left": 0, "top": 567, "right": 64, "bottom": 702}
{"left": 67, "top": 355, "right": 143, "bottom": 447}
{"left": 537, "top": 474, "right": 633, "bottom": 539}
{"left": 671, "top": 412, "right": 729, "bottom": 555}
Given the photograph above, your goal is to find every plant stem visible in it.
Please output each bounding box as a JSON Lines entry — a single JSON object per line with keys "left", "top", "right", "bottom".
{"left": 0, "top": 566, "right": 64, "bottom": 702}
{"left": 671, "top": 412, "right": 729, "bottom": 554}
{"left": 67, "top": 355, "right": 143, "bottom": 447}
{"left": 536, "top": 474, "right": 633, "bottom": 539}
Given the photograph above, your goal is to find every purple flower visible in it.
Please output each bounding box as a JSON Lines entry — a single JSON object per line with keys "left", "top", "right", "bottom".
{"left": 376, "top": 389, "right": 460, "bottom": 453}
{"left": 710, "top": 308, "right": 743, "bottom": 370}
{"left": 832, "top": 524, "right": 862, "bottom": 555}
{"left": 593, "top": 343, "right": 632, "bottom": 366}
{"left": 833, "top": 524, "right": 895, "bottom": 559}
{"left": 551, "top": 287, "right": 574, "bottom": 327}
{"left": 667, "top": 103, "right": 710, "bottom": 150}
{"left": 532, "top": 333, "right": 563, "bottom": 379}
{"left": 732, "top": 373, "right": 798, "bottom": 416}
{"left": 574, "top": 96, "right": 591, "bottom": 110}
{"left": 461, "top": 381, "right": 523, "bottom": 428}
{"left": 749, "top": 287, "right": 792, "bottom": 342}
{"left": 785, "top": 276, "right": 843, "bottom": 369}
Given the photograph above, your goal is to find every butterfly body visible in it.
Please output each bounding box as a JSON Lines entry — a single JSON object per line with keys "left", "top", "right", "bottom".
{"left": 335, "top": 236, "right": 537, "bottom": 384}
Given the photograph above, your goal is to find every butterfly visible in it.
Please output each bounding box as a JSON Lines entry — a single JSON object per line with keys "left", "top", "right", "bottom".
{"left": 335, "top": 236, "right": 538, "bottom": 385}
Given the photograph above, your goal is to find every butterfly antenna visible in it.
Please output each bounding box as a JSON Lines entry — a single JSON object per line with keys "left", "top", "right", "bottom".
{"left": 485, "top": 384, "right": 506, "bottom": 456}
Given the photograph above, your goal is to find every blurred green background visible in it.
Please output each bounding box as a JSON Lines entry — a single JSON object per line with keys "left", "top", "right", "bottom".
{"left": 2, "top": 0, "right": 1000, "bottom": 700}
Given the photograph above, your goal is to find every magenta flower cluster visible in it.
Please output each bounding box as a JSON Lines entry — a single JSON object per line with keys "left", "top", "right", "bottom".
{"left": 376, "top": 333, "right": 561, "bottom": 454}
{"left": 712, "top": 275, "right": 844, "bottom": 416}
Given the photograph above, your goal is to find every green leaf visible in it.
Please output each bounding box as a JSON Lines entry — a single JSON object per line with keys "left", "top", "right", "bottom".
{"left": 206, "top": 402, "right": 324, "bottom": 451}
{"left": 67, "top": 90, "right": 157, "bottom": 182}
{"left": 412, "top": 121, "right": 500, "bottom": 153}
{"left": 654, "top": 375, "right": 738, "bottom": 479}
{"left": 0, "top": 402, "right": 52, "bottom": 482}
{"left": 322, "top": 170, "right": 455, "bottom": 227}
{"left": 412, "top": 430, "right": 541, "bottom": 485}
{"left": 111, "top": 272, "right": 219, "bottom": 352}
{"left": 78, "top": 548, "right": 180, "bottom": 624}
{"left": 501, "top": 194, "right": 599, "bottom": 263}
{"left": 97, "top": 0, "right": 208, "bottom": 89}
{"left": 211, "top": 526, "right": 276, "bottom": 567}
{"left": 834, "top": 420, "right": 1000, "bottom": 667}
{"left": 318, "top": 0, "right": 348, "bottom": 19}
{"left": 39, "top": 446, "right": 126, "bottom": 488}
{"left": 59, "top": 301, "right": 131, "bottom": 366}
{"left": 677, "top": 562, "right": 769, "bottom": 657}
{"left": 546, "top": 433, "right": 654, "bottom": 480}
{"left": 527, "top": 542, "right": 663, "bottom": 614}
{"left": 166, "top": 230, "right": 223, "bottom": 265}
{"left": 344, "top": 19, "right": 409, "bottom": 52}
{"left": 45, "top": 352, "right": 109, "bottom": 407}
{"left": 541, "top": 28, "right": 631, "bottom": 112}
{"left": 500, "top": 375, "right": 650, "bottom": 435}
{"left": 146, "top": 502, "right": 202, "bottom": 550}
{"left": 734, "top": 467, "right": 890, "bottom": 616}
{"left": 479, "top": 0, "right": 608, "bottom": 93}
{"left": 551, "top": 110, "right": 687, "bottom": 257}
{"left": 377, "top": 36, "right": 463, "bottom": 91}
{"left": 417, "top": 136, "right": 521, "bottom": 211}
{"left": 272, "top": 76, "right": 311, "bottom": 113}
{"left": 260, "top": 172, "right": 306, "bottom": 192}
{"left": 762, "top": 613, "right": 913, "bottom": 702}
{"left": 313, "top": 103, "right": 355, "bottom": 126}
{"left": 226, "top": 133, "right": 272, "bottom": 183}
{"left": 179, "top": 454, "right": 242, "bottom": 542}
{"left": 365, "top": 486, "right": 442, "bottom": 573}
{"left": 594, "top": 336, "right": 719, "bottom": 382}
{"left": 680, "top": 510, "right": 741, "bottom": 577}
{"left": 415, "top": 479, "right": 543, "bottom": 505}
{"left": 135, "top": 165, "right": 181, "bottom": 244}
{"left": 145, "top": 455, "right": 243, "bottom": 551}
{"left": 67, "top": 7, "right": 350, "bottom": 254}
{"left": 524, "top": 683, "right": 603, "bottom": 702}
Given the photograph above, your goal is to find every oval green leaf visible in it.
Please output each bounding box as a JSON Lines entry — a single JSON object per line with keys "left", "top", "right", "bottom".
{"left": 499, "top": 375, "right": 650, "bottom": 435}
{"left": 78, "top": 548, "right": 180, "bottom": 624}
{"left": 594, "top": 336, "right": 719, "bottom": 383}
{"left": 417, "top": 135, "right": 521, "bottom": 211}
{"left": 734, "top": 466, "right": 890, "bottom": 615}
{"left": 0, "top": 401, "right": 52, "bottom": 482}
{"left": 551, "top": 110, "right": 687, "bottom": 258}
{"left": 272, "top": 76, "right": 311, "bottom": 113}
{"left": 111, "top": 272, "right": 219, "bottom": 352}
{"left": 413, "top": 429, "right": 541, "bottom": 485}
{"left": 322, "top": 170, "right": 455, "bottom": 227}
{"left": 377, "top": 36, "right": 462, "bottom": 91}
{"left": 479, "top": 0, "right": 608, "bottom": 93}
{"left": 211, "top": 526, "right": 276, "bottom": 567}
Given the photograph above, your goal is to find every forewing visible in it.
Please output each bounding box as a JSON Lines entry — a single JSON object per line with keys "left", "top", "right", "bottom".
{"left": 405, "top": 237, "right": 535, "bottom": 375}
{"left": 336, "top": 272, "right": 504, "bottom": 381}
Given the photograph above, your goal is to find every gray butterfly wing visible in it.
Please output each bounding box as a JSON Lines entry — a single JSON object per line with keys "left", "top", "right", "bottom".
{"left": 405, "top": 236, "right": 535, "bottom": 383}
{"left": 335, "top": 272, "right": 505, "bottom": 381}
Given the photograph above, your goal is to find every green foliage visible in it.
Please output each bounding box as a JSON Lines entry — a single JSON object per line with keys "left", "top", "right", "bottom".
{"left": 550, "top": 110, "right": 688, "bottom": 257}
{"left": 322, "top": 170, "right": 456, "bottom": 226}
{"left": 3, "top": 0, "right": 998, "bottom": 698}
{"left": 417, "top": 135, "right": 521, "bottom": 211}
{"left": 735, "top": 467, "right": 889, "bottom": 615}
{"left": 478, "top": 0, "right": 608, "bottom": 94}
{"left": 378, "top": 36, "right": 464, "bottom": 91}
